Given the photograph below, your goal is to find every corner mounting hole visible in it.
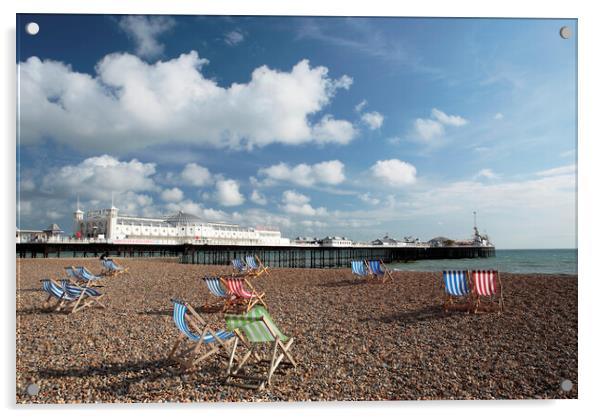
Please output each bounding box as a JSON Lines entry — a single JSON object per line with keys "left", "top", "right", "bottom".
{"left": 25, "top": 22, "right": 39, "bottom": 36}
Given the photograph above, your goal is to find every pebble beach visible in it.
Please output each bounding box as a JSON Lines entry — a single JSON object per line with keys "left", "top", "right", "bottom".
{"left": 16, "top": 258, "right": 578, "bottom": 403}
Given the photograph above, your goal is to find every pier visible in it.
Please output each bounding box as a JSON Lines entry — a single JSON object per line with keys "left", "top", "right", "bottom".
{"left": 16, "top": 243, "right": 495, "bottom": 268}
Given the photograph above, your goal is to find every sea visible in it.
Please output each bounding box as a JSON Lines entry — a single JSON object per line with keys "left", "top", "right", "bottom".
{"left": 388, "top": 249, "right": 577, "bottom": 275}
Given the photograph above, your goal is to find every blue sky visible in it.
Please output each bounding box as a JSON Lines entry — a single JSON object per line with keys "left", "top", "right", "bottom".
{"left": 16, "top": 14, "right": 577, "bottom": 248}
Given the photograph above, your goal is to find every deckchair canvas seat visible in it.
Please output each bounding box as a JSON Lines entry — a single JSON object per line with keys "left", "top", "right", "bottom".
{"left": 202, "top": 276, "right": 233, "bottom": 311}
{"left": 66, "top": 266, "right": 102, "bottom": 286}
{"left": 367, "top": 260, "right": 393, "bottom": 282}
{"left": 351, "top": 260, "right": 370, "bottom": 277}
{"left": 471, "top": 270, "right": 504, "bottom": 313}
{"left": 442, "top": 270, "right": 473, "bottom": 313}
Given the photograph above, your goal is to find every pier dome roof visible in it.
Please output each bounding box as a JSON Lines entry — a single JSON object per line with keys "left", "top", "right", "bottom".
{"left": 164, "top": 211, "right": 203, "bottom": 225}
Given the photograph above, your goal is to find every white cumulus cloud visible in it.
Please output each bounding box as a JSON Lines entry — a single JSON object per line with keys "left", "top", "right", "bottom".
{"left": 19, "top": 54, "right": 356, "bottom": 152}
{"left": 118, "top": 16, "right": 175, "bottom": 59}
{"left": 280, "top": 190, "right": 327, "bottom": 216}
{"left": 258, "top": 160, "right": 345, "bottom": 187}
{"left": 411, "top": 108, "right": 468, "bottom": 141}
{"left": 371, "top": 159, "right": 417, "bottom": 187}
{"left": 160, "top": 187, "right": 184, "bottom": 202}
{"left": 311, "top": 115, "right": 357, "bottom": 145}
{"left": 181, "top": 163, "right": 212, "bottom": 187}
{"left": 215, "top": 179, "right": 245, "bottom": 206}
{"left": 361, "top": 111, "right": 384, "bottom": 130}
{"left": 250, "top": 190, "right": 267, "bottom": 205}
{"left": 41, "top": 155, "right": 157, "bottom": 201}
{"left": 414, "top": 118, "right": 445, "bottom": 141}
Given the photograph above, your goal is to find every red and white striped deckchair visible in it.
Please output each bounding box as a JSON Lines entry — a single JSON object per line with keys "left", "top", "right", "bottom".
{"left": 471, "top": 270, "right": 504, "bottom": 313}
{"left": 223, "top": 277, "right": 267, "bottom": 312}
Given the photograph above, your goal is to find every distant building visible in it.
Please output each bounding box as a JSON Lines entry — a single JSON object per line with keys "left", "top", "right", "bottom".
{"left": 371, "top": 235, "right": 400, "bottom": 246}
{"left": 17, "top": 224, "right": 64, "bottom": 243}
{"left": 43, "top": 223, "right": 64, "bottom": 237}
{"left": 321, "top": 236, "right": 353, "bottom": 247}
{"left": 16, "top": 228, "right": 44, "bottom": 243}
{"left": 73, "top": 206, "right": 290, "bottom": 246}
{"left": 428, "top": 236, "right": 455, "bottom": 247}
{"left": 293, "top": 237, "right": 321, "bottom": 245}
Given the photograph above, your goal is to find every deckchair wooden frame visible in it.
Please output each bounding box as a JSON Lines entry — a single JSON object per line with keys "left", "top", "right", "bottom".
{"left": 64, "top": 281, "right": 106, "bottom": 313}
{"left": 225, "top": 317, "right": 296, "bottom": 390}
{"left": 223, "top": 276, "right": 268, "bottom": 312}
{"left": 168, "top": 299, "right": 235, "bottom": 369}
{"left": 472, "top": 270, "right": 504, "bottom": 314}
{"left": 442, "top": 270, "right": 474, "bottom": 314}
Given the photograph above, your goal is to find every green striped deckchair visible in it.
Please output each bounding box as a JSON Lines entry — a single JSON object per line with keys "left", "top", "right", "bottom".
{"left": 224, "top": 305, "right": 296, "bottom": 390}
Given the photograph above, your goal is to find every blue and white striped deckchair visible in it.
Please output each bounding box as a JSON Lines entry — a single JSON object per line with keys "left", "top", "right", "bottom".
{"left": 66, "top": 266, "right": 102, "bottom": 285}
{"left": 351, "top": 260, "right": 370, "bottom": 277}
{"left": 41, "top": 278, "right": 77, "bottom": 312}
{"left": 202, "top": 276, "right": 232, "bottom": 311}
{"left": 64, "top": 266, "right": 79, "bottom": 279}
{"left": 442, "top": 270, "right": 473, "bottom": 312}
{"left": 367, "top": 260, "right": 393, "bottom": 282}
{"left": 60, "top": 280, "right": 106, "bottom": 313}
{"left": 232, "top": 258, "right": 248, "bottom": 274}
{"left": 102, "top": 259, "right": 128, "bottom": 276}
{"left": 244, "top": 255, "right": 269, "bottom": 277}
{"left": 168, "top": 299, "right": 234, "bottom": 369}
{"left": 225, "top": 305, "right": 296, "bottom": 389}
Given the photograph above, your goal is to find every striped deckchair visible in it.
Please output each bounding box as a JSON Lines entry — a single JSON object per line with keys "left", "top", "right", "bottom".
{"left": 67, "top": 266, "right": 102, "bottom": 286}
{"left": 203, "top": 277, "right": 231, "bottom": 310}
{"left": 101, "top": 258, "right": 128, "bottom": 276}
{"left": 41, "top": 279, "right": 104, "bottom": 313}
{"left": 442, "top": 270, "right": 473, "bottom": 312}
{"left": 245, "top": 255, "right": 269, "bottom": 277}
{"left": 351, "top": 260, "right": 370, "bottom": 277}
{"left": 231, "top": 258, "right": 249, "bottom": 274}
{"left": 168, "top": 299, "right": 235, "bottom": 369}
{"left": 225, "top": 305, "right": 296, "bottom": 390}
{"left": 60, "top": 280, "right": 106, "bottom": 313}
{"left": 41, "top": 278, "right": 77, "bottom": 312}
{"left": 471, "top": 270, "right": 504, "bottom": 313}
{"left": 367, "top": 260, "right": 393, "bottom": 282}
{"left": 64, "top": 266, "right": 80, "bottom": 280}
{"left": 222, "top": 277, "right": 267, "bottom": 312}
